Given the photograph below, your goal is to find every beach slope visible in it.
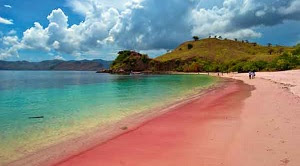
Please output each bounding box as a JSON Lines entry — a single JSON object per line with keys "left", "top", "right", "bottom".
{"left": 55, "top": 79, "right": 252, "bottom": 166}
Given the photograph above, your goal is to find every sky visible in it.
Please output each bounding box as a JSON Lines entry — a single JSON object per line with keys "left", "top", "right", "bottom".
{"left": 0, "top": 0, "right": 300, "bottom": 61}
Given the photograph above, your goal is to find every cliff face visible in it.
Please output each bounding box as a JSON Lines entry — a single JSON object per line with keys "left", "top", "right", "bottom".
{"left": 110, "top": 51, "right": 151, "bottom": 73}
{"left": 0, "top": 59, "right": 112, "bottom": 71}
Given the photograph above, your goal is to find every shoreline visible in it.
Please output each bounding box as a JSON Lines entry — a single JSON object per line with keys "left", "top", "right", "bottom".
{"left": 54, "top": 76, "right": 252, "bottom": 166}
{"left": 7, "top": 75, "right": 224, "bottom": 166}
{"left": 52, "top": 70, "right": 300, "bottom": 166}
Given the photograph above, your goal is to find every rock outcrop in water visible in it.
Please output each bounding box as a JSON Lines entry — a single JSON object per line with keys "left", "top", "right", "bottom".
{"left": 110, "top": 50, "right": 152, "bottom": 73}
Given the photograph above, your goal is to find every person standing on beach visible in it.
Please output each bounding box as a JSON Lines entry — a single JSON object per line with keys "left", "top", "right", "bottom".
{"left": 249, "top": 71, "right": 252, "bottom": 79}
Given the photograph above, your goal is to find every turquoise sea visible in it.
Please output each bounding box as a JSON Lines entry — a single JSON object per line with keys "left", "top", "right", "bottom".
{"left": 0, "top": 71, "right": 216, "bottom": 164}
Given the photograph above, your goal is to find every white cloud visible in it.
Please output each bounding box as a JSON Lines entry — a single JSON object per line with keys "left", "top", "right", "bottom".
{"left": 54, "top": 55, "right": 65, "bottom": 60}
{"left": 279, "top": 0, "right": 300, "bottom": 15}
{"left": 0, "top": 16, "right": 13, "bottom": 25}
{"left": 66, "top": 0, "right": 131, "bottom": 15}
{"left": 4, "top": 5, "right": 12, "bottom": 8}
{"left": 47, "top": 8, "right": 69, "bottom": 28}
{"left": 256, "top": 10, "right": 266, "bottom": 17}
{"left": 221, "top": 29, "right": 262, "bottom": 39}
{"left": 67, "top": 0, "right": 97, "bottom": 15}
{"left": 7, "top": 30, "right": 17, "bottom": 35}
{"left": 52, "top": 41, "right": 60, "bottom": 49}
{"left": 189, "top": 0, "right": 264, "bottom": 39}
{"left": 190, "top": 0, "right": 300, "bottom": 39}
{"left": 2, "top": 36, "right": 19, "bottom": 46}
{"left": 22, "top": 22, "right": 50, "bottom": 51}
{"left": 1, "top": 0, "right": 300, "bottom": 60}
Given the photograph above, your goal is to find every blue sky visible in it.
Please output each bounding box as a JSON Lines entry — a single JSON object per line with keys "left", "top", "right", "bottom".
{"left": 0, "top": 0, "right": 300, "bottom": 61}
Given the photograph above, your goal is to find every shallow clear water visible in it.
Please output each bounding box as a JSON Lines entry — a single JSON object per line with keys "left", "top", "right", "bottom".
{"left": 0, "top": 71, "right": 216, "bottom": 163}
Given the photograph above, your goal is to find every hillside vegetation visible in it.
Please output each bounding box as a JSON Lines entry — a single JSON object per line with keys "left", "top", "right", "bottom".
{"left": 110, "top": 38, "right": 300, "bottom": 73}
{"left": 157, "top": 38, "right": 291, "bottom": 62}
{"left": 110, "top": 50, "right": 150, "bottom": 73}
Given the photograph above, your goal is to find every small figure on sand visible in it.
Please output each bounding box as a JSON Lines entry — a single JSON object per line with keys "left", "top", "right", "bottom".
{"left": 249, "top": 71, "right": 256, "bottom": 79}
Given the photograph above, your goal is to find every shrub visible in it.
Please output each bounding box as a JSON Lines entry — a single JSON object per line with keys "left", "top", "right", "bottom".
{"left": 292, "top": 47, "right": 300, "bottom": 55}
{"left": 187, "top": 44, "right": 193, "bottom": 50}
{"left": 268, "top": 48, "right": 275, "bottom": 55}
{"left": 141, "top": 54, "right": 149, "bottom": 63}
{"left": 190, "top": 62, "right": 200, "bottom": 72}
{"left": 269, "top": 53, "right": 300, "bottom": 71}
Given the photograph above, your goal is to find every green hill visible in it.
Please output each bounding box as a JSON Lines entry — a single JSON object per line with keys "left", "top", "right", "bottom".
{"left": 154, "top": 38, "right": 299, "bottom": 72}
{"left": 110, "top": 38, "right": 300, "bottom": 73}
{"left": 156, "top": 38, "right": 291, "bottom": 62}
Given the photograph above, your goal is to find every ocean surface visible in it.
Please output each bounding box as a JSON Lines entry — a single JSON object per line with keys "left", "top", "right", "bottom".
{"left": 0, "top": 71, "right": 217, "bottom": 164}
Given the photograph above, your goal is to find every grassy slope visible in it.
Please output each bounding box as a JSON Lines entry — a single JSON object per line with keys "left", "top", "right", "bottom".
{"left": 156, "top": 38, "right": 293, "bottom": 63}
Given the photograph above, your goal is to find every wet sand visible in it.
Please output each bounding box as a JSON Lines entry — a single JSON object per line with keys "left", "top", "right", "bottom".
{"left": 55, "top": 79, "right": 253, "bottom": 166}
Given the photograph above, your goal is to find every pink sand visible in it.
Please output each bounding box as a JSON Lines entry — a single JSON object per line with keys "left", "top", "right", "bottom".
{"left": 55, "top": 79, "right": 252, "bottom": 166}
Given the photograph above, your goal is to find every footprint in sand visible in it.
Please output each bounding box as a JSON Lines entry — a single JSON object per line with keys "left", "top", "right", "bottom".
{"left": 280, "top": 140, "right": 285, "bottom": 144}
{"left": 280, "top": 158, "right": 290, "bottom": 165}
{"left": 120, "top": 126, "right": 128, "bottom": 130}
{"left": 266, "top": 148, "right": 273, "bottom": 152}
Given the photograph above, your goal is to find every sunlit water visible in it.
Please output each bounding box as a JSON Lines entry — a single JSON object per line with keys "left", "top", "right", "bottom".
{"left": 0, "top": 71, "right": 217, "bottom": 164}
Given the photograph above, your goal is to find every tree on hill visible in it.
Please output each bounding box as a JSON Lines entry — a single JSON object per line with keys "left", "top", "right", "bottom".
{"left": 218, "top": 36, "right": 222, "bottom": 39}
{"left": 234, "top": 38, "right": 238, "bottom": 41}
{"left": 193, "top": 36, "right": 199, "bottom": 41}
{"left": 268, "top": 43, "right": 272, "bottom": 47}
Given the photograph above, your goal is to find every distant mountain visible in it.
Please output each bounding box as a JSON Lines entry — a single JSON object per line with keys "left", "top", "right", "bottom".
{"left": 0, "top": 59, "right": 112, "bottom": 71}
